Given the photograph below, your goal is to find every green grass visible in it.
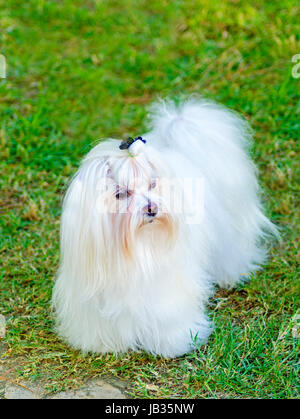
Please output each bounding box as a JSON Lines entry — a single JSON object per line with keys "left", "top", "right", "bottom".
{"left": 0, "top": 0, "right": 299, "bottom": 399}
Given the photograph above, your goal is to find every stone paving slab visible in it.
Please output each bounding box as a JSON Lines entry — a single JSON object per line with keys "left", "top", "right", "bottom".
{"left": 1, "top": 329, "right": 127, "bottom": 399}
{"left": 3, "top": 377, "right": 127, "bottom": 399}
{"left": 3, "top": 378, "right": 126, "bottom": 399}
{"left": 5, "top": 382, "right": 44, "bottom": 399}
{"left": 49, "top": 379, "right": 126, "bottom": 399}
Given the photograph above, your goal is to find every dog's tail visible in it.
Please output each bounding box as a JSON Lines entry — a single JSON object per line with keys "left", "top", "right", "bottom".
{"left": 146, "top": 96, "right": 253, "bottom": 158}
{"left": 146, "top": 96, "right": 279, "bottom": 286}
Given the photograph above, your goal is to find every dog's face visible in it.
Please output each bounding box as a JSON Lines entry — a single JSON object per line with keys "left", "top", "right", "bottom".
{"left": 94, "top": 150, "right": 179, "bottom": 259}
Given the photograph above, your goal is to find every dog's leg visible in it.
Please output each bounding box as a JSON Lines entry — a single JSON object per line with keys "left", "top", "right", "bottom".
{"left": 140, "top": 315, "right": 213, "bottom": 358}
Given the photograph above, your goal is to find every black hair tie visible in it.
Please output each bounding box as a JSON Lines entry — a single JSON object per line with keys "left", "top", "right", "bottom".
{"left": 119, "top": 136, "right": 146, "bottom": 150}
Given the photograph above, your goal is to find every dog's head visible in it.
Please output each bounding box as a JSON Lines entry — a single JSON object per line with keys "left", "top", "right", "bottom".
{"left": 66, "top": 139, "right": 180, "bottom": 264}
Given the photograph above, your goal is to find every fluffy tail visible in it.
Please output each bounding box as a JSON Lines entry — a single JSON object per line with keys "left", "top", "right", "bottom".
{"left": 147, "top": 96, "right": 253, "bottom": 157}
{"left": 147, "top": 97, "right": 278, "bottom": 287}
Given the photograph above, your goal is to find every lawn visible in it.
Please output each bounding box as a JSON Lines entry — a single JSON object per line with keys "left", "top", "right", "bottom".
{"left": 0, "top": 0, "right": 299, "bottom": 398}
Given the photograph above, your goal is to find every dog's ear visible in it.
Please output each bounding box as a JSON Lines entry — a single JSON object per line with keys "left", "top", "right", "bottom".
{"left": 57, "top": 158, "right": 110, "bottom": 299}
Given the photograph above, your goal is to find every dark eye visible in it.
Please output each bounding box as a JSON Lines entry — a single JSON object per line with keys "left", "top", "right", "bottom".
{"left": 149, "top": 180, "right": 156, "bottom": 190}
{"left": 115, "top": 190, "right": 132, "bottom": 200}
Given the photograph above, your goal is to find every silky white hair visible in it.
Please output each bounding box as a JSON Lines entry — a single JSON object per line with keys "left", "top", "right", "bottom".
{"left": 52, "top": 97, "right": 278, "bottom": 358}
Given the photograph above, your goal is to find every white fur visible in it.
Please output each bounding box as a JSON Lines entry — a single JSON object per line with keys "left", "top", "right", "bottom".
{"left": 52, "top": 97, "right": 277, "bottom": 358}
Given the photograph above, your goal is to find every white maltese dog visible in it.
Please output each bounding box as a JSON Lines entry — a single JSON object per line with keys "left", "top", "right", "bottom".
{"left": 52, "top": 97, "right": 277, "bottom": 358}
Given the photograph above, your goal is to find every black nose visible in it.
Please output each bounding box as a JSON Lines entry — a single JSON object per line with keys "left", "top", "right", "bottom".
{"left": 143, "top": 202, "right": 158, "bottom": 217}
